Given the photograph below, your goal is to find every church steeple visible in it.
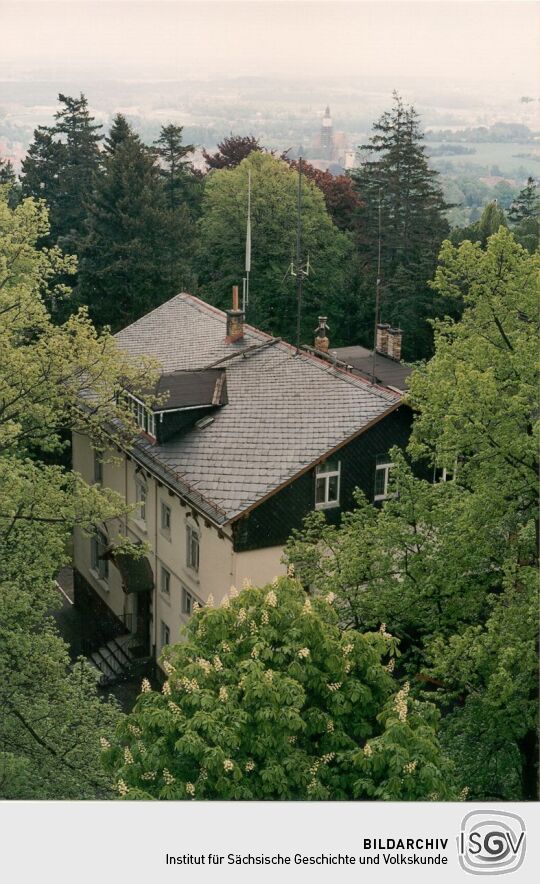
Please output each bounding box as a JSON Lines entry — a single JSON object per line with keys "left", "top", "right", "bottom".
{"left": 321, "top": 105, "right": 333, "bottom": 160}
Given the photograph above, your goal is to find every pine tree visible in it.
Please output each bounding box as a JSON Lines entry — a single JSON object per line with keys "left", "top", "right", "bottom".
{"left": 351, "top": 92, "right": 449, "bottom": 360}
{"left": 20, "top": 93, "right": 102, "bottom": 252}
{"left": 507, "top": 177, "right": 539, "bottom": 253}
{"left": 20, "top": 129, "right": 67, "bottom": 246}
{"left": 76, "top": 116, "right": 194, "bottom": 330}
{"left": 508, "top": 177, "right": 539, "bottom": 223}
{"left": 104, "top": 113, "right": 134, "bottom": 155}
{"left": 154, "top": 123, "right": 198, "bottom": 211}
{"left": 0, "top": 156, "right": 20, "bottom": 207}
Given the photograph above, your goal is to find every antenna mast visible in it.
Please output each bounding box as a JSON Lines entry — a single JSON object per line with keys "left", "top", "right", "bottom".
{"left": 371, "top": 187, "right": 382, "bottom": 384}
{"left": 243, "top": 168, "right": 252, "bottom": 313}
{"left": 294, "top": 157, "right": 305, "bottom": 351}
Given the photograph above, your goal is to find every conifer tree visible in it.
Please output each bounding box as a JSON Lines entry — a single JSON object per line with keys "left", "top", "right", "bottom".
{"left": 351, "top": 92, "right": 449, "bottom": 359}
{"left": 154, "top": 123, "right": 198, "bottom": 212}
{"left": 21, "top": 93, "right": 102, "bottom": 252}
{"left": 0, "top": 157, "right": 20, "bottom": 207}
{"left": 508, "top": 177, "right": 539, "bottom": 253}
{"left": 76, "top": 116, "right": 194, "bottom": 330}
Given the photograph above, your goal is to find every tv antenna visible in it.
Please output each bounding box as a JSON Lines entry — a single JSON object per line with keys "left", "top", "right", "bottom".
{"left": 287, "top": 157, "right": 311, "bottom": 351}
{"left": 242, "top": 168, "right": 251, "bottom": 313}
{"left": 370, "top": 186, "right": 383, "bottom": 384}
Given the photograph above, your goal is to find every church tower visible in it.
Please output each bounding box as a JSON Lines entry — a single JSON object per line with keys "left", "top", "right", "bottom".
{"left": 321, "top": 105, "right": 334, "bottom": 160}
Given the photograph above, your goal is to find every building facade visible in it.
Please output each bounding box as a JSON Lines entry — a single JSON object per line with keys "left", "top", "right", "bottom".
{"left": 72, "top": 293, "right": 411, "bottom": 667}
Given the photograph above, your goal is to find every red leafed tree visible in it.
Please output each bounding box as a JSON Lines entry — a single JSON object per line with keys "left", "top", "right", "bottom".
{"left": 203, "top": 135, "right": 262, "bottom": 170}
{"left": 286, "top": 158, "right": 362, "bottom": 231}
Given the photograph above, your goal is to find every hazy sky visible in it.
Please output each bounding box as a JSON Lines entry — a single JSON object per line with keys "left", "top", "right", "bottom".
{"left": 1, "top": 1, "right": 539, "bottom": 87}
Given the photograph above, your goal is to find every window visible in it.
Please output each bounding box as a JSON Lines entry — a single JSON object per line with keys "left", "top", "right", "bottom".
{"left": 160, "top": 620, "right": 170, "bottom": 650}
{"left": 124, "top": 393, "right": 156, "bottom": 439}
{"left": 182, "top": 587, "right": 196, "bottom": 616}
{"left": 135, "top": 480, "right": 147, "bottom": 525}
{"left": 186, "top": 524, "right": 200, "bottom": 571}
{"left": 160, "top": 565, "right": 171, "bottom": 596}
{"left": 315, "top": 458, "right": 341, "bottom": 509}
{"left": 160, "top": 501, "right": 171, "bottom": 535}
{"left": 90, "top": 530, "right": 109, "bottom": 581}
{"left": 374, "top": 457, "right": 395, "bottom": 501}
{"left": 93, "top": 450, "right": 103, "bottom": 484}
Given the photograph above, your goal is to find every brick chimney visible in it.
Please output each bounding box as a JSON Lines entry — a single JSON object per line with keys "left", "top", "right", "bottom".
{"left": 376, "top": 323, "right": 390, "bottom": 355}
{"left": 226, "top": 285, "right": 245, "bottom": 343}
{"left": 387, "top": 327, "right": 403, "bottom": 361}
{"left": 314, "top": 316, "right": 330, "bottom": 353}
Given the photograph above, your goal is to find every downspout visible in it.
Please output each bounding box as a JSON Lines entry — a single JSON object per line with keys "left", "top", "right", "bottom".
{"left": 124, "top": 454, "right": 129, "bottom": 623}
{"left": 154, "top": 478, "right": 158, "bottom": 661}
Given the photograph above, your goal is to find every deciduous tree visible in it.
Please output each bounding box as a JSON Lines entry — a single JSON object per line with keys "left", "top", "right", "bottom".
{"left": 197, "top": 152, "right": 354, "bottom": 343}
{"left": 104, "top": 580, "right": 457, "bottom": 800}
{"left": 0, "top": 190, "right": 154, "bottom": 798}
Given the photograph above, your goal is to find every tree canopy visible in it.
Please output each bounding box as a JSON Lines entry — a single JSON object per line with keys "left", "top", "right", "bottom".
{"left": 286, "top": 230, "right": 539, "bottom": 800}
{"left": 20, "top": 93, "right": 102, "bottom": 254}
{"left": 104, "top": 579, "right": 457, "bottom": 800}
{"left": 351, "top": 92, "right": 450, "bottom": 359}
{"left": 203, "top": 134, "right": 262, "bottom": 170}
{"left": 76, "top": 115, "right": 197, "bottom": 330}
{"left": 197, "top": 151, "right": 354, "bottom": 343}
{"left": 0, "top": 189, "right": 154, "bottom": 798}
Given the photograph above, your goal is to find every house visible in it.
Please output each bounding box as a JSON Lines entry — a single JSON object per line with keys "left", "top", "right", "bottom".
{"left": 72, "top": 293, "right": 414, "bottom": 671}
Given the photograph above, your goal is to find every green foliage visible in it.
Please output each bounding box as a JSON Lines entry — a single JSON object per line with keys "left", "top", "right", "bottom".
{"left": 76, "top": 115, "right": 197, "bottom": 330}
{"left": 0, "top": 159, "right": 20, "bottom": 208}
{"left": 450, "top": 201, "right": 508, "bottom": 249}
{"left": 0, "top": 190, "right": 156, "bottom": 798}
{"left": 351, "top": 92, "right": 449, "bottom": 359}
{"left": 507, "top": 177, "right": 539, "bottom": 253}
{"left": 197, "top": 151, "right": 354, "bottom": 343}
{"left": 287, "top": 230, "right": 539, "bottom": 800}
{"left": 20, "top": 93, "right": 102, "bottom": 253}
{"left": 104, "top": 579, "right": 456, "bottom": 800}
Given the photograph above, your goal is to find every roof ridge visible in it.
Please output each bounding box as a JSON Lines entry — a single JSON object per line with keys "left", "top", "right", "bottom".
{"left": 262, "top": 339, "right": 400, "bottom": 404}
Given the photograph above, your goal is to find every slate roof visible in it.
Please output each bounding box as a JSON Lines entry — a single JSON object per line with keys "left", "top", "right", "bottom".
{"left": 333, "top": 345, "right": 413, "bottom": 392}
{"left": 115, "top": 294, "right": 401, "bottom": 525}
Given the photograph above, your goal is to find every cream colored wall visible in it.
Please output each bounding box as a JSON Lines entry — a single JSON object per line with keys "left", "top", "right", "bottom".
{"left": 233, "top": 545, "right": 287, "bottom": 589}
{"left": 72, "top": 433, "right": 288, "bottom": 660}
{"left": 72, "top": 433, "right": 236, "bottom": 657}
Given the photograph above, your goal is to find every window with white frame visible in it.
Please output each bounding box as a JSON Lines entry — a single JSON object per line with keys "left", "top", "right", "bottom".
{"left": 374, "top": 456, "right": 395, "bottom": 501}
{"left": 135, "top": 479, "right": 147, "bottom": 525}
{"left": 182, "top": 587, "right": 197, "bottom": 616}
{"left": 186, "top": 523, "right": 200, "bottom": 571}
{"left": 160, "top": 501, "right": 171, "bottom": 535}
{"left": 160, "top": 620, "right": 170, "bottom": 650}
{"left": 315, "top": 457, "right": 341, "bottom": 509}
{"left": 160, "top": 565, "right": 171, "bottom": 596}
{"left": 93, "top": 450, "right": 103, "bottom": 484}
{"left": 124, "top": 393, "right": 156, "bottom": 439}
{"left": 90, "top": 530, "right": 109, "bottom": 581}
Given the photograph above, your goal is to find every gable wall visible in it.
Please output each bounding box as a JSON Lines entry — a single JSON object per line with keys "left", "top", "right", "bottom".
{"left": 232, "top": 405, "right": 415, "bottom": 552}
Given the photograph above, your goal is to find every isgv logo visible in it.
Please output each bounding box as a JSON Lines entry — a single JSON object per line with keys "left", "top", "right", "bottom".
{"left": 458, "top": 810, "right": 526, "bottom": 875}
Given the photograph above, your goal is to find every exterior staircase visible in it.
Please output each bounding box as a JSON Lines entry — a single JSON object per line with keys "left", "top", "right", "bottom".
{"left": 88, "top": 633, "right": 138, "bottom": 686}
